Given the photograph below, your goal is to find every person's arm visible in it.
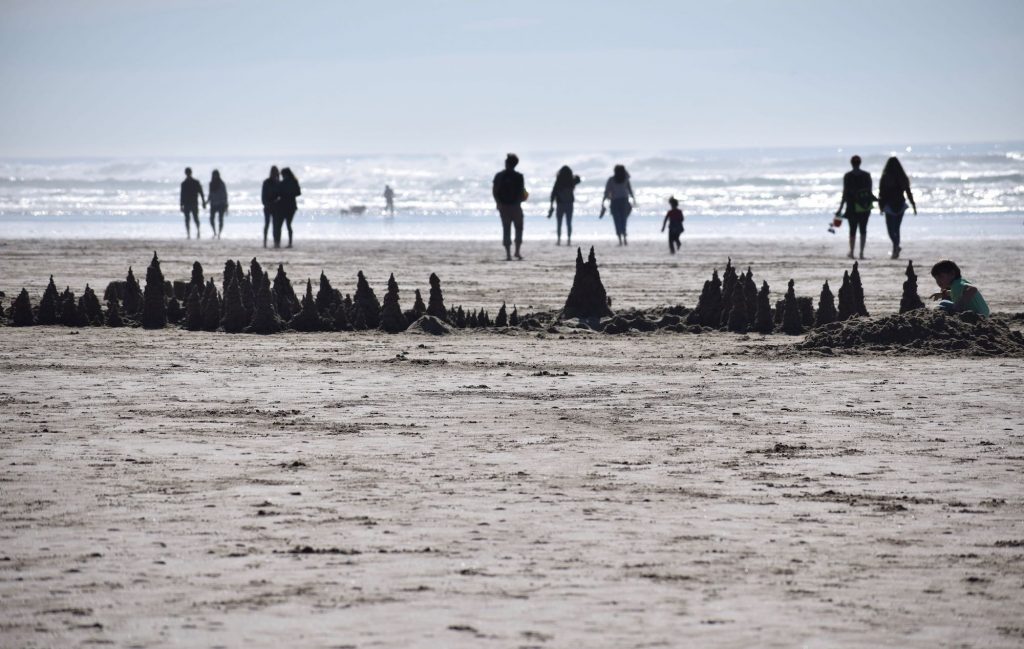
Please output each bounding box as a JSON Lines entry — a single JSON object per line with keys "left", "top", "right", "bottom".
{"left": 492, "top": 175, "right": 500, "bottom": 206}
{"left": 836, "top": 175, "right": 848, "bottom": 216}
{"left": 930, "top": 288, "right": 951, "bottom": 301}
{"left": 906, "top": 184, "right": 917, "bottom": 214}
{"left": 628, "top": 181, "right": 636, "bottom": 205}
{"left": 200, "top": 183, "right": 206, "bottom": 208}
{"left": 661, "top": 213, "right": 669, "bottom": 232}
{"left": 179, "top": 183, "right": 185, "bottom": 211}
{"left": 952, "top": 285, "right": 978, "bottom": 311}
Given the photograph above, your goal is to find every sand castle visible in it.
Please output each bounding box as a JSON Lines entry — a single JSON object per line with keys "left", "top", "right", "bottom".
{"left": 899, "top": 260, "right": 926, "bottom": 313}
{"left": 6, "top": 250, "right": 1018, "bottom": 355}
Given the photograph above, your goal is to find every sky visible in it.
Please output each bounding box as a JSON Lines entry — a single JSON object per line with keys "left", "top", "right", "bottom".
{"left": 1, "top": 0, "right": 1022, "bottom": 157}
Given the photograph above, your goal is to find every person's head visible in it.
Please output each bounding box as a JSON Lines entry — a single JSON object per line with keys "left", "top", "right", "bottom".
{"left": 668, "top": 196, "right": 679, "bottom": 209}
{"left": 930, "top": 260, "right": 962, "bottom": 290}
{"left": 850, "top": 155, "right": 862, "bottom": 169}
{"left": 270, "top": 166, "right": 279, "bottom": 180}
{"left": 882, "top": 156, "right": 907, "bottom": 182}
{"left": 184, "top": 167, "right": 192, "bottom": 177}
{"left": 505, "top": 153, "right": 519, "bottom": 170}
{"left": 555, "top": 165, "right": 573, "bottom": 187}
{"left": 211, "top": 169, "right": 220, "bottom": 181}
{"left": 613, "top": 164, "right": 629, "bottom": 183}
{"left": 281, "top": 167, "right": 295, "bottom": 182}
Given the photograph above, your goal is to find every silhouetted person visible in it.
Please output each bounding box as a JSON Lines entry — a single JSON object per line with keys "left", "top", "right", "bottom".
{"left": 878, "top": 156, "right": 917, "bottom": 260}
{"left": 180, "top": 167, "right": 205, "bottom": 239}
{"left": 208, "top": 169, "right": 228, "bottom": 239}
{"left": 835, "top": 155, "right": 875, "bottom": 259}
{"left": 601, "top": 164, "right": 635, "bottom": 245}
{"left": 492, "top": 153, "right": 527, "bottom": 260}
{"left": 548, "top": 165, "right": 581, "bottom": 246}
{"left": 261, "top": 166, "right": 280, "bottom": 248}
{"left": 383, "top": 184, "right": 395, "bottom": 216}
{"left": 273, "top": 167, "right": 301, "bottom": 248}
{"left": 662, "top": 196, "right": 685, "bottom": 254}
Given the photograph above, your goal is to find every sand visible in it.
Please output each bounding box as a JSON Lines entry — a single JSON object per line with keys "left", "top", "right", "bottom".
{"left": 1, "top": 236, "right": 1023, "bottom": 648}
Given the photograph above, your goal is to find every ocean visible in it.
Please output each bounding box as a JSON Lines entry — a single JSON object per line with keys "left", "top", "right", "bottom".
{"left": 1, "top": 143, "right": 1021, "bottom": 241}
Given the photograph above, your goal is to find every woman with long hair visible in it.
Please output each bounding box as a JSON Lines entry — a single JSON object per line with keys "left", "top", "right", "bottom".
{"left": 273, "top": 167, "right": 301, "bottom": 248}
{"left": 878, "top": 156, "right": 917, "bottom": 259}
{"left": 601, "top": 164, "right": 635, "bottom": 245}
{"left": 548, "top": 165, "right": 581, "bottom": 246}
{"left": 207, "top": 169, "right": 228, "bottom": 239}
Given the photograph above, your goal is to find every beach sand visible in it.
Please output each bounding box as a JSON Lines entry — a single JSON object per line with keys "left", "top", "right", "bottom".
{"left": 2, "top": 237, "right": 1023, "bottom": 648}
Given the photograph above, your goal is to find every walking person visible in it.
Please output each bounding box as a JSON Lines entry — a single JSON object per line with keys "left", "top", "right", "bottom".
{"left": 601, "top": 164, "right": 635, "bottom": 245}
{"left": 835, "top": 155, "right": 876, "bottom": 259}
{"left": 492, "top": 153, "right": 527, "bottom": 261}
{"left": 272, "top": 167, "right": 301, "bottom": 248}
{"left": 547, "top": 165, "right": 580, "bottom": 246}
{"left": 383, "top": 184, "right": 395, "bottom": 216}
{"left": 261, "top": 166, "right": 280, "bottom": 248}
{"left": 179, "top": 167, "right": 205, "bottom": 239}
{"left": 208, "top": 170, "right": 228, "bottom": 239}
{"left": 878, "top": 156, "right": 917, "bottom": 260}
{"left": 661, "top": 196, "right": 685, "bottom": 254}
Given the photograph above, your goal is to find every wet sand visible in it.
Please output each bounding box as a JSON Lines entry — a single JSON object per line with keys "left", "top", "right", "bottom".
{"left": 1, "top": 237, "right": 1023, "bottom": 648}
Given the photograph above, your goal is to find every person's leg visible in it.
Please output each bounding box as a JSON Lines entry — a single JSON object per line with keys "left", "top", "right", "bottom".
{"left": 858, "top": 216, "right": 868, "bottom": 259}
{"left": 513, "top": 206, "right": 524, "bottom": 259}
{"left": 498, "top": 206, "right": 512, "bottom": 260}
{"left": 555, "top": 206, "right": 563, "bottom": 244}
{"left": 847, "top": 215, "right": 856, "bottom": 258}
{"left": 272, "top": 213, "right": 284, "bottom": 248}
{"left": 263, "top": 208, "right": 271, "bottom": 248}
{"left": 218, "top": 209, "right": 224, "bottom": 238}
{"left": 209, "top": 208, "right": 216, "bottom": 237}
{"left": 891, "top": 213, "right": 903, "bottom": 257}
{"left": 190, "top": 208, "right": 200, "bottom": 239}
{"left": 565, "top": 202, "right": 573, "bottom": 245}
{"left": 937, "top": 299, "right": 957, "bottom": 313}
{"left": 184, "top": 211, "right": 191, "bottom": 238}
{"left": 286, "top": 210, "right": 295, "bottom": 247}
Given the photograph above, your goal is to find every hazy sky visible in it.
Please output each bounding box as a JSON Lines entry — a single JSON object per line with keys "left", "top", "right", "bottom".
{"left": 1, "top": 0, "right": 1022, "bottom": 157}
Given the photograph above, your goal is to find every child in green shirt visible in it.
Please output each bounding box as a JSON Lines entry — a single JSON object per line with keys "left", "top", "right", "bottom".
{"left": 930, "top": 260, "right": 990, "bottom": 316}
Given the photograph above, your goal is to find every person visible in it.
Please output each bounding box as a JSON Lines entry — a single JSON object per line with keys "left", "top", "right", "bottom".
{"left": 272, "top": 167, "right": 301, "bottom": 248}
{"left": 207, "top": 170, "right": 228, "bottom": 239}
{"left": 492, "top": 153, "right": 527, "bottom": 260}
{"left": 661, "top": 196, "right": 685, "bottom": 254}
{"left": 261, "top": 166, "right": 280, "bottom": 248}
{"left": 383, "top": 184, "right": 395, "bottom": 216}
{"left": 547, "top": 166, "right": 580, "bottom": 246}
{"left": 601, "top": 165, "right": 635, "bottom": 245}
{"left": 929, "top": 260, "right": 989, "bottom": 316}
{"left": 179, "top": 167, "right": 205, "bottom": 239}
{"left": 878, "top": 156, "right": 917, "bottom": 260}
{"left": 835, "top": 155, "right": 875, "bottom": 260}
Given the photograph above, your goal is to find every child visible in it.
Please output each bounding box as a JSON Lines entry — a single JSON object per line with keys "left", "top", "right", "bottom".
{"left": 661, "top": 196, "right": 685, "bottom": 254}
{"left": 929, "top": 260, "right": 990, "bottom": 316}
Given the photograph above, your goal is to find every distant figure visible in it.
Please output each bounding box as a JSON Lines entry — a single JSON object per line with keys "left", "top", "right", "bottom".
{"left": 930, "top": 260, "right": 989, "bottom": 316}
{"left": 492, "top": 153, "right": 527, "bottom": 261}
{"left": 261, "top": 166, "right": 280, "bottom": 248}
{"left": 179, "top": 167, "right": 206, "bottom": 239}
{"left": 878, "top": 157, "right": 917, "bottom": 260}
{"left": 383, "top": 184, "right": 395, "bottom": 216}
{"left": 272, "top": 167, "right": 301, "bottom": 248}
{"left": 601, "top": 165, "right": 635, "bottom": 246}
{"left": 548, "top": 166, "right": 580, "bottom": 246}
{"left": 835, "top": 155, "right": 876, "bottom": 260}
{"left": 208, "top": 170, "right": 228, "bottom": 239}
{"left": 661, "top": 196, "right": 685, "bottom": 254}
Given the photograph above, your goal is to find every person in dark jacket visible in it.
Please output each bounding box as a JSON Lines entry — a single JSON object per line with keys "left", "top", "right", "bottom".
{"left": 835, "top": 155, "right": 876, "bottom": 259}
{"left": 261, "top": 166, "right": 280, "bottom": 248}
{"left": 492, "top": 153, "right": 527, "bottom": 260}
{"left": 179, "top": 167, "right": 206, "bottom": 239}
{"left": 601, "top": 165, "right": 636, "bottom": 246}
{"left": 272, "top": 167, "right": 301, "bottom": 248}
{"left": 208, "top": 170, "right": 228, "bottom": 239}
{"left": 878, "top": 156, "right": 917, "bottom": 259}
{"left": 548, "top": 165, "right": 581, "bottom": 246}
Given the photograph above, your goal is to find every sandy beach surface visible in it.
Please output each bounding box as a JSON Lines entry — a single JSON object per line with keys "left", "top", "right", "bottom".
{"left": 2, "top": 236, "right": 1023, "bottom": 648}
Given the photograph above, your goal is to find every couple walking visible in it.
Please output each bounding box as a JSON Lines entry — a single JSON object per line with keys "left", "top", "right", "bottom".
{"left": 179, "top": 167, "right": 229, "bottom": 239}
{"left": 836, "top": 155, "right": 917, "bottom": 259}
{"left": 547, "top": 163, "right": 636, "bottom": 246}
{"left": 261, "top": 166, "right": 302, "bottom": 248}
